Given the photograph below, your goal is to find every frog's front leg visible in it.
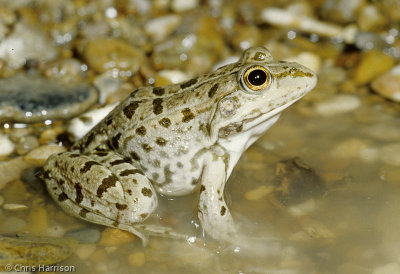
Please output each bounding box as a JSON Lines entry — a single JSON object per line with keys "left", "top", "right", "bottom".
{"left": 42, "top": 150, "right": 157, "bottom": 244}
{"left": 198, "top": 152, "right": 236, "bottom": 242}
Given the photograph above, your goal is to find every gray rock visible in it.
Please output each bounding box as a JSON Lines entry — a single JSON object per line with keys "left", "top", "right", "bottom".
{"left": 0, "top": 73, "right": 98, "bottom": 123}
{"left": 65, "top": 228, "right": 101, "bottom": 244}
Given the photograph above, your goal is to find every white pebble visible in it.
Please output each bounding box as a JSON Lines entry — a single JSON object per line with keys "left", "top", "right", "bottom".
{"left": 145, "top": 15, "right": 181, "bottom": 42}
{"left": 172, "top": 0, "right": 198, "bottom": 12}
{"left": 68, "top": 104, "right": 117, "bottom": 139}
{"left": 93, "top": 74, "right": 121, "bottom": 104}
{"left": 315, "top": 94, "right": 360, "bottom": 116}
{"left": 0, "top": 134, "right": 15, "bottom": 157}
{"left": 158, "top": 70, "right": 189, "bottom": 84}
{"left": 3, "top": 203, "right": 28, "bottom": 211}
{"left": 284, "top": 52, "right": 321, "bottom": 73}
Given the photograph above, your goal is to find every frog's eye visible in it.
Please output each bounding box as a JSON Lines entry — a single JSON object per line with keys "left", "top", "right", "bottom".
{"left": 241, "top": 65, "right": 271, "bottom": 92}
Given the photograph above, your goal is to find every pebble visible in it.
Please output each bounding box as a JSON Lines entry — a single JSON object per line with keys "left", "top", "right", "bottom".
{"left": 127, "top": 251, "right": 146, "bottom": 267}
{"left": 26, "top": 207, "right": 49, "bottom": 235}
{"left": 65, "top": 228, "right": 102, "bottom": 244}
{"left": 99, "top": 228, "right": 136, "bottom": 246}
{"left": 144, "top": 15, "right": 181, "bottom": 42}
{"left": 380, "top": 143, "right": 400, "bottom": 166}
{"left": 0, "top": 73, "right": 98, "bottom": 123}
{"left": 358, "top": 5, "right": 386, "bottom": 31}
{"left": 15, "top": 135, "right": 39, "bottom": 155}
{"left": 93, "top": 74, "right": 121, "bottom": 104}
{"left": 314, "top": 94, "right": 361, "bottom": 116}
{"left": 68, "top": 104, "right": 117, "bottom": 139}
{"left": 244, "top": 185, "right": 274, "bottom": 201}
{"left": 320, "top": 0, "right": 365, "bottom": 24}
{"left": 331, "top": 138, "right": 369, "bottom": 158}
{"left": 24, "top": 145, "right": 66, "bottom": 166}
{"left": 75, "top": 243, "right": 97, "bottom": 260}
{"left": 3, "top": 203, "right": 28, "bottom": 211}
{"left": 371, "top": 66, "right": 400, "bottom": 103}
{"left": 0, "top": 217, "right": 26, "bottom": 234}
{"left": 0, "top": 235, "right": 77, "bottom": 271}
{"left": 0, "top": 21, "right": 57, "bottom": 68}
{"left": 0, "top": 157, "right": 32, "bottom": 190}
{"left": 354, "top": 50, "right": 395, "bottom": 85}
{"left": 44, "top": 225, "right": 66, "bottom": 238}
{"left": 0, "top": 134, "right": 15, "bottom": 157}
{"left": 171, "top": 0, "right": 199, "bottom": 12}
{"left": 83, "top": 38, "right": 145, "bottom": 77}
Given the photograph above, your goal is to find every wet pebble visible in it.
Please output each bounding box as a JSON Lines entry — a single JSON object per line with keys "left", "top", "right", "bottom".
{"left": 15, "top": 135, "right": 39, "bottom": 155}
{"left": 75, "top": 243, "right": 97, "bottom": 260}
{"left": 93, "top": 74, "right": 121, "bottom": 104}
{"left": 24, "top": 145, "right": 66, "bottom": 166}
{"left": 0, "top": 134, "right": 14, "bottom": 157}
{"left": 99, "top": 228, "right": 136, "bottom": 246}
{"left": 244, "top": 185, "right": 274, "bottom": 201}
{"left": 354, "top": 50, "right": 395, "bottom": 85}
{"left": 44, "top": 225, "right": 66, "bottom": 238}
{"left": 0, "top": 21, "right": 57, "bottom": 68}
{"left": 68, "top": 104, "right": 117, "bottom": 139}
{"left": 65, "top": 228, "right": 102, "bottom": 244}
{"left": 0, "top": 157, "right": 32, "bottom": 190}
{"left": 371, "top": 66, "right": 400, "bottom": 103}
{"left": 331, "top": 138, "right": 369, "bottom": 158}
{"left": 0, "top": 217, "right": 26, "bottom": 234}
{"left": 0, "top": 73, "right": 98, "bottom": 123}
{"left": 171, "top": 0, "right": 199, "bottom": 12}
{"left": 3, "top": 203, "right": 28, "bottom": 211}
{"left": 144, "top": 15, "right": 181, "bottom": 43}
{"left": 83, "top": 38, "right": 145, "bottom": 77}
{"left": 128, "top": 251, "right": 146, "bottom": 267}
{"left": 315, "top": 94, "right": 361, "bottom": 116}
{"left": 0, "top": 235, "right": 77, "bottom": 271}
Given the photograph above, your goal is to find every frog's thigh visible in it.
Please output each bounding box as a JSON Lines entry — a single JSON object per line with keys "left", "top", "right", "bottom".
{"left": 43, "top": 151, "right": 157, "bottom": 233}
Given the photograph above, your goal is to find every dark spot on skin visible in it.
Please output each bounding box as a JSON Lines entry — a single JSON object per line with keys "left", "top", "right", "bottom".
{"left": 58, "top": 193, "right": 68, "bottom": 202}
{"left": 177, "top": 162, "right": 183, "bottom": 168}
{"left": 110, "top": 133, "right": 121, "bottom": 150}
{"left": 127, "top": 189, "right": 132, "bottom": 195}
{"left": 153, "top": 98, "right": 163, "bottom": 115}
{"left": 70, "top": 166, "right": 75, "bottom": 172}
{"left": 180, "top": 78, "right": 198, "bottom": 89}
{"left": 208, "top": 83, "right": 219, "bottom": 98}
{"left": 97, "top": 174, "right": 118, "bottom": 198}
{"left": 91, "top": 200, "right": 95, "bottom": 207}
{"left": 80, "top": 161, "right": 100, "bottom": 173}
{"left": 110, "top": 159, "right": 127, "bottom": 166}
{"left": 136, "top": 126, "right": 146, "bottom": 136}
{"left": 164, "top": 165, "right": 173, "bottom": 184}
{"left": 84, "top": 133, "right": 95, "bottom": 148}
{"left": 112, "top": 221, "right": 119, "bottom": 227}
{"left": 94, "top": 151, "right": 109, "bottom": 157}
{"left": 142, "top": 143, "right": 152, "bottom": 152}
{"left": 153, "top": 159, "right": 160, "bottom": 168}
{"left": 115, "top": 203, "right": 128, "bottom": 210}
{"left": 75, "top": 183, "right": 83, "bottom": 204}
{"left": 105, "top": 117, "right": 113, "bottom": 126}
{"left": 182, "top": 108, "right": 195, "bottom": 123}
{"left": 159, "top": 118, "right": 171, "bottom": 128}
{"left": 140, "top": 213, "right": 148, "bottom": 219}
{"left": 69, "top": 153, "right": 80, "bottom": 158}
{"left": 152, "top": 173, "right": 159, "bottom": 180}
{"left": 130, "top": 152, "right": 141, "bottom": 161}
{"left": 200, "top": 185, "right": 206, "bottom": 193}
{"left": 119, "top": 169, "right": 142, "bottom": 176}
{"left": 153, "top": 87, "right": 165, "bottom": 96}
{"left": 220, "top": 206, "right": 226, "bottom": 216}
{"left": 58, "top": 179, "right": 65, "bottom": 186}
{"left": 123, "top": 100, "right": 141, "bottom": 119}
{"left": 141, "top": 187, "right": 153, "bottom": 197}
{"left": 79, "top": 208, "right": 89, "bottom": 217}
{"left": 155, "top": 137, "right": 167, "bottom": 146}
{"left": 217, "top": 189, "right": 220, "bottom": 194}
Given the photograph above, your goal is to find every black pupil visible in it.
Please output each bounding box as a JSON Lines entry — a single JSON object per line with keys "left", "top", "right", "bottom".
{"left": 248, "top": 69, "right": 267, "bottom": 86}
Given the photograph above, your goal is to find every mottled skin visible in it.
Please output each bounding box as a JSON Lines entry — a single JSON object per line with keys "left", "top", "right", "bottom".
{"left": 41, "top": 47, "right": 317, "bottom": 243}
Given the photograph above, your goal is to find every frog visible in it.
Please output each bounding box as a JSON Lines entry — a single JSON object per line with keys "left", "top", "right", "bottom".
{"left": 40, "top": 47, "right": 317, "bottom": 244}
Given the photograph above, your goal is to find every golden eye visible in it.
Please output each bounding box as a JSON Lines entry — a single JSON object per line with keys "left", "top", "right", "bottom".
{"left": 242, "top": 65, "right": 270, "bottom": 92}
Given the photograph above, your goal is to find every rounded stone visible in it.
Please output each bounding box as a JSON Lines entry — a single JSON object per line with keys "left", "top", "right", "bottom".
{"left": 0, "top": 73, "right": 98, "bottom": 123}
{"left": 65, "top": 228, "right": 102, "bottom": 244}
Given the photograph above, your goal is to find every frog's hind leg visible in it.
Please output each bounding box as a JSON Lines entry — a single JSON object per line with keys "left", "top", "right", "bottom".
{"left": 42, "top": 150, "right": 158, "bottom": 245}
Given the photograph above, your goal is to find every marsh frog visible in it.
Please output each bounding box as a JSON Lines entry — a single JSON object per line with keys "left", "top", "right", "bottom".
{"left": 41, "top": 47, "right": 317, "bottom": 243}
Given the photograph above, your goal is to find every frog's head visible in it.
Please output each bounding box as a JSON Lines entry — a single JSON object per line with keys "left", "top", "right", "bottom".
{"left": 211, "top": 46, "right": 317, "bottom": 144}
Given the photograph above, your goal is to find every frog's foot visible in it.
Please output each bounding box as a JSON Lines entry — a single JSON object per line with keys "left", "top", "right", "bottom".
{"left": 42, "top": 151, "right": 158, "bottom": 245}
